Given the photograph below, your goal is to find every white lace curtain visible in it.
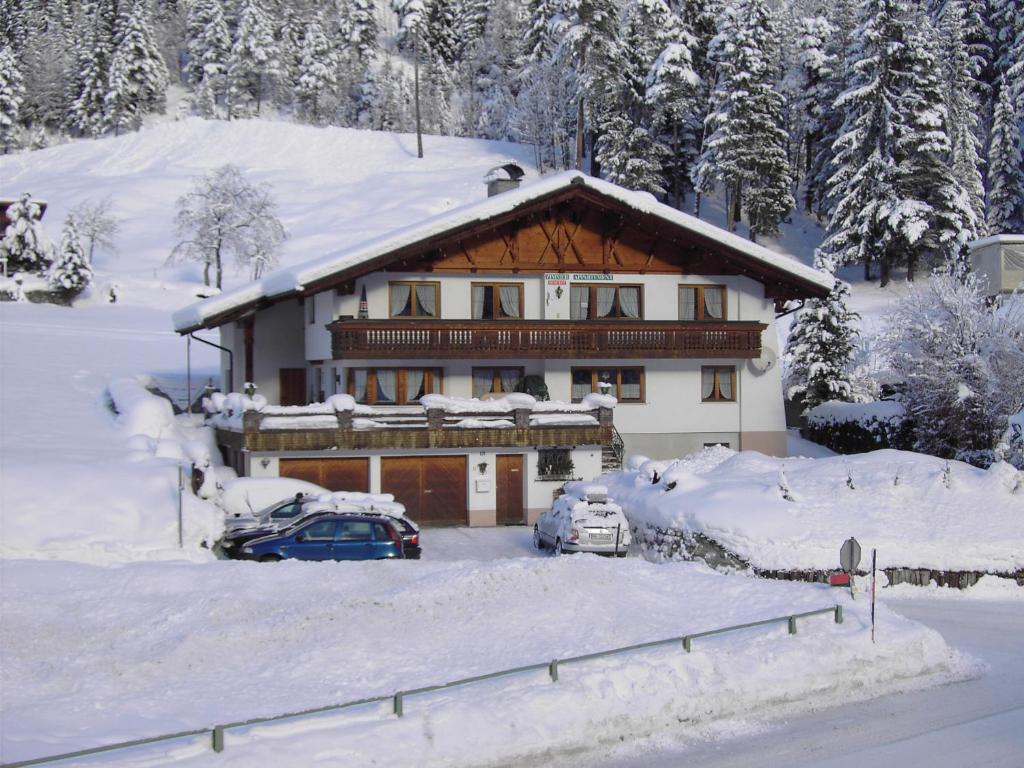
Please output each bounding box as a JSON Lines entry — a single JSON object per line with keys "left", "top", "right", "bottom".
{"left": 620, "top": 370, "right": 641, "bottom": 400}
{"left": 701, "top": 368, "right": 716, "bottom": 400}
{"left": 471, "top": 286, "right": 486, "bottom": 319}
{"left": 595, "top": 286, "right": 616, "bottom": 318}
{"left": 376, "top": 370, "right": 396, "bottom": 403}
{"left": 618, "top": 287, "right": 640, "bottom": 318}
{"left": 473, "top": 369, "right": 493, "bottom": 398}
{"left": 500, "top": 368, "right": 520, "bottom": 392}
{"left": 571, "top": 372, "right": 592, "bottom": 401}
{"left": 570, "top": 286, "right": 589, "bottom": 319}
{"left": 498, "top": 286, "right": 520, "bottom": 318}
{"left": 390, "top": 284, "right": 411, "bottom": 316}
{"left": 415, "top": 285, "right": 436, "bottom": 317}
{"left": 718, "top": 369, "right": 733, "bottom": 400}
{"left": 679, "top": 287, "right": 697, "bottom": 320}
{"left": 352, "top": 369, "right": 368, "bottom": 402}
{"left": 704, "top": 288, "right": 723, "bottom": 319}
{"left": 405, "top": 369, "right": 425, "bottom": 402}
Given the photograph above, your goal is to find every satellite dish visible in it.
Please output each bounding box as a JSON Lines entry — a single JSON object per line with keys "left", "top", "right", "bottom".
{"left": 748, "top": 346, "right": 778, "bottom": 375}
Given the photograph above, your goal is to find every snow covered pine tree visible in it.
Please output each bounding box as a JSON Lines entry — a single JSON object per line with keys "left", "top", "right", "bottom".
{"left": 50, "top": 216, "right": 93, "bottom": 300}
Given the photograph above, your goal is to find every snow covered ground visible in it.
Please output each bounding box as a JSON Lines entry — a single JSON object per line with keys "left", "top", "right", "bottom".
{"left": 546, "top": 593, "right": 1024, "bottom": 768}
{"left": 0, "top": 552, "right": 963, "bottom": 766}
{"left": 604, "top": 448, "right": 1024, "bottom": 573}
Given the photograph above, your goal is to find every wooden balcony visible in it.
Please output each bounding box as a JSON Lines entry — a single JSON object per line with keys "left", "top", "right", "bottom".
{"left": 328, "top": 319, "right": 766, "bottom": 360}
{"left": 212, "top": 404, "right": 614, "bottom": 454}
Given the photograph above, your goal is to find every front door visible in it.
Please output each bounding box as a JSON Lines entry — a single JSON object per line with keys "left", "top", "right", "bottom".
{"left": 279, "top": 368, "right": 307, "bottom": 407}
{"left": 496, "top": 455, "right": 524, "bottom": 525}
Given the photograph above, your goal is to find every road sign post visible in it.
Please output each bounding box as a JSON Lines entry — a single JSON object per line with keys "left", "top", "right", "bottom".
{"left": 840, "top": 537, "right": 861, "bottom": 599}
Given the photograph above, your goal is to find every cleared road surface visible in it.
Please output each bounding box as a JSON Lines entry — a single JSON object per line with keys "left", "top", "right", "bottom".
{"left": 545, "top": 597, "right": 1024, "bottom": 768}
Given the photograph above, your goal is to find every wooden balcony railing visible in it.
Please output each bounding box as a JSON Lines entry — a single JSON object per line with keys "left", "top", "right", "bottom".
{"left": 328, "top": 319, "right": 766, "bottom": 359}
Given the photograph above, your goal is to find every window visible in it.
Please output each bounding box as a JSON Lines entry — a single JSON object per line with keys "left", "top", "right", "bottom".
{"left": 678, "top": 285, "right": 727, "bottom": 321}
{"left": 372, "top": 522, "right": 392, "bottom": 541}
{"left": 704, "top": 441, "right": 731, "bottom": 449}
{"left": 472, "top": 367, "right": 524, "bottom": 398}
{"left": 537, "top": 448, "right": 576, "bottom": 480}
{"left": 299, "top": 520, "right": 336, "bottom": 540}
{"left": 569, "top": 284, "right": 642, "bottom": 319}
{"left": 701, "top": 366, "right": 736, "bottom": 402}
{"left": 348, "top": 367, "right": 442, "bottom": 405}
{"left": 571, "top": 367, "right": 644, "bottom": 403}
{"left": 389, "top": 281, "right": 439, "bottom": 318}
{"left": 471, "top": 283, "right": 523, "bottom": 319}
{"left": 339, "top": 521, "right": 373, "bottom": 541}
{"left": 306, "top": 296, "right": 316, "bottom": 325}
{"left": 314, "top": 367, "right": 324, "bottom": 402}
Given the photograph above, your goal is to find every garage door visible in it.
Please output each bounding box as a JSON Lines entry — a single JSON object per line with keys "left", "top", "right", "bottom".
{"left": 279, "top": 458, "right": 370, "bottom": 492}
{"left": 381, "top": 456, "right": 467, "bottom": 526}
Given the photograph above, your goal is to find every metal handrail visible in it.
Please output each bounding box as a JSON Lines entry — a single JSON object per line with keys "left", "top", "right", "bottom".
{"left": 2, "top": 605, "right": 843, "bottom": 767}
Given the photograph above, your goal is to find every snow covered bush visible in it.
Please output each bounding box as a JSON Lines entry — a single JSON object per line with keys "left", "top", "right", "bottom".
{"left": 880, "top": 274, "right": 1024, "bottom": 467}
{"left": 803, "top": 400, "right": 913, "bottom": 454}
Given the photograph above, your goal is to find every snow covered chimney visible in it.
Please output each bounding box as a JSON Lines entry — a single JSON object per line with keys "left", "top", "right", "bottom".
{"left": 484, "top": 163, "right": 525, "bottom": 197}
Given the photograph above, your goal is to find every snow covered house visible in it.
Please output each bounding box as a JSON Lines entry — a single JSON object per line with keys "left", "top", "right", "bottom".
{"left": 969, "top": 234, "right": 1024, "bottom": 296}
{"left": 174, "top": 171, "right": 830, "bottom": 525}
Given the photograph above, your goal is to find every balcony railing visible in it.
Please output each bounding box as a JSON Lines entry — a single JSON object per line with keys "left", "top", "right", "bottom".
{"left": 328, "top": 319, "right": 766, "bottom": 359}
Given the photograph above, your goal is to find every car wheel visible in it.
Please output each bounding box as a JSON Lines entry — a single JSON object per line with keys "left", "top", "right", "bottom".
{"left": 554, "top": 538, "right": 564, "bottom": 556}
{"left": 533, "top": 525, "right": 544, "bottom": 550}
{"left": 258, "top": 554, "right": 282, "bottom": 563}
{"left": 616, "top": 551, "right": 628, "bottom": 558}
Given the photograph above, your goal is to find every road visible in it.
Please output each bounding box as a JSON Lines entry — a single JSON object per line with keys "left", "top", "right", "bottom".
{"left": 545, "top": 597, "right": 1024, "bottom": 768}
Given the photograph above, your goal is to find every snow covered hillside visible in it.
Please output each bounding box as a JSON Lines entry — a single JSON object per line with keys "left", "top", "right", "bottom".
{"left": 604, "top": 448, "right": 1024, "bottom": 574}
{"left": 0, "top": 118, "right": 537, "bottom": 289}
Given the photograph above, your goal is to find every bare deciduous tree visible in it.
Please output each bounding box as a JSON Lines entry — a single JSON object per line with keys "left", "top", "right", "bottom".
{"left": 169, "top": 164, "right": 286, "bottom": 288}
{"left": 69, "top": 196, "right": 122, "bottom": 264}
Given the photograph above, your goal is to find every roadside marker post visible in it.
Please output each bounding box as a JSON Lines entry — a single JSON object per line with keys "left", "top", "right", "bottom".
{"left": 871, "top": 549, "right": 877, "bottom": 643}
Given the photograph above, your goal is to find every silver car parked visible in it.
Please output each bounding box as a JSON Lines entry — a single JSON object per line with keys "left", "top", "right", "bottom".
{"left": 533, "top": 483, "right": 630, "bottom": 556}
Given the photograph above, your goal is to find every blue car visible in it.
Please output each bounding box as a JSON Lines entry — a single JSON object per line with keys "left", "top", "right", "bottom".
{"left": 239, "top": 514, "right": 405, "bottom": 562}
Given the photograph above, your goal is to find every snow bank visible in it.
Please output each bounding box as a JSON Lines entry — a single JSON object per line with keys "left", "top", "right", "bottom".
{"left": 604, "top": 447, "right": 1024, "bottom": 573}
{"left": 1, "top": 557, "right": 963, "bottom": 765}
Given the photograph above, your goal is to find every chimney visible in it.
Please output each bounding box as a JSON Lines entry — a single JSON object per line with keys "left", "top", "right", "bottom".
{"left": 484, "top": 163, "right": 525, "bottom": 197}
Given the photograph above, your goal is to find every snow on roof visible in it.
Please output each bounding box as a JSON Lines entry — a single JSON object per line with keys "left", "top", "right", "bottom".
{"left": 969, "top": 234, "right": 1024, "bottom": 249}
{"left": 173, "top": 171, "right": 833, "bottom": 333}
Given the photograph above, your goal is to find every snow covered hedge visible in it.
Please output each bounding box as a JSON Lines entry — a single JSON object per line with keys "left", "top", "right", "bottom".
{"left": 604, "top": 447, "right": 1024, "bottom": 579}
{"left": 803, "top": 399, "right": 913, "bottom": 454}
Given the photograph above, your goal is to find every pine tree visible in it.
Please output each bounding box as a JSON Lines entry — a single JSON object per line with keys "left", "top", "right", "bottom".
{"left": 784, "top": 255, "right": 860, "bottom": 411}
{"left": 460, "top": 0, "right": 520, "bottom": 140}
{"left": 938, "top": 0, "right": 986, "bottom": 235}
{"left": 106, "top": 1, "right": 170, "bottom": 135}
{"left": 67, "top": 0, "right": 118, "bottom": 136}
{"left": 595, "top": 114, "right": 667, "bottom": 194}
{"left": 822, "top": 0, "right": 923, "bottom": 285}
{"left": 393, "top": 0, "right": 427, "bottom": 53}
{"left": 646, "top": 33, "right": 701, "bottom": 205}
{"left": 227, "top": 0, "right": 281, "bottom": 118}
{"left": 186, "top": 0, "right": 230, "bottom": 114}
{"left": 347, "top": 0, "right": 379, "bottom": 64}
{"left": 456, "top": 0, "right": 490, "bottom": 60}
{"left": 295, "top": 14, "right": 338, "bottom": 125}
{"left": 696, "top": 0, "right": 793, "bottom": 240}
{"left": 521, "top": 0, "right": 562, "bottom": 64}
{"left": 0, "top": 45, "right": 24, "bottom": 153}
{"left": 896, "top": 18, "right": 977, "bottom": 278}
{"left": 510, "top": 54, "right": 575, "bottom": 171}
{"left": 424, "top": 0, "right": 459, "bottom": 65}
{"left": 986, "top": 77, "right": 1024, "bottom": 232}
{"left": 50, "top": 216, "right": 93, "bottom": 298}
{"left": 0, "top": 193, "right": 52, "bottom": 275}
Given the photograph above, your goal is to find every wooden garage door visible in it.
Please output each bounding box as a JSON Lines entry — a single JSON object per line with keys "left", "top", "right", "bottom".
{"left": 381, "top": 456, "right": 467, "bottom": 526}
{"left": 279, "top": 457, "right": 369, "bottom": 492}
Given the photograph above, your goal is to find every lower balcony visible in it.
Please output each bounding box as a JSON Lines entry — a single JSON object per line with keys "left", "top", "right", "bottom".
{"left": 328, "top": 319, "right": 766, "bottom": 360}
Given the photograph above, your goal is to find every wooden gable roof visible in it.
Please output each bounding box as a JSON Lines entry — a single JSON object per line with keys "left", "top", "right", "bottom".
{"left": 175, "top": 173, "right": 831, "bottom": 333}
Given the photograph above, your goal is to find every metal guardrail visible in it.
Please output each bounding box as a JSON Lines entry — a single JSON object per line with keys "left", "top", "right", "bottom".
{"left": 3, "top": 605, "right": 843, "bottom": 767}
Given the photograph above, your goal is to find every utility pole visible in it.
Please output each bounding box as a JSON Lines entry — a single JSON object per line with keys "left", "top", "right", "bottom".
{"left": 414, "top": 30, "right": 424, "bottom": 159}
